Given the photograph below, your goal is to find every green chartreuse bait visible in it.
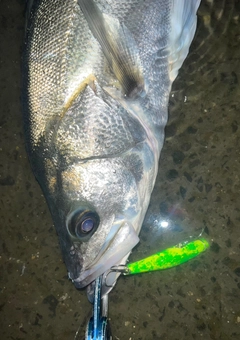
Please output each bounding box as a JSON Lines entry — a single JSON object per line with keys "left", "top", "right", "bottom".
{"left": 123, "top": 238, "right": 209, "bottom": 275}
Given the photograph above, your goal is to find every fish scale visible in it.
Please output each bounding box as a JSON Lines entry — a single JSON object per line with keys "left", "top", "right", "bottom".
{"left": 56, "top": 85, "right": 147, "bottom": 161}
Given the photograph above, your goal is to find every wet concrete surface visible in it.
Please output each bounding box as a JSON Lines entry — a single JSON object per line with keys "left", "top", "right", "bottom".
{"left": 0, "top": 1, "right": 240, "bottom": 339}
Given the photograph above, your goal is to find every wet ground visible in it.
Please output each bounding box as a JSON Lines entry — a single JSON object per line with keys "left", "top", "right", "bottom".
{"left": 0, "top": 1, "right": 240, "bottom": 339}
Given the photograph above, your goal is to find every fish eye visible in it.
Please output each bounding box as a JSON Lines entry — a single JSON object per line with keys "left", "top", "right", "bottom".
{"left": 67, "top": 210, "right": 100, "bottom": 241}
{"left": 81, "top": 218, "right": 94, "bottom": 233}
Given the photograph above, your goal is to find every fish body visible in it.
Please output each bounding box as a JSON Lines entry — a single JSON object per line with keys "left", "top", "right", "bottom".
{"left": 22, "top": 0, "right": 200, "bottom": 293}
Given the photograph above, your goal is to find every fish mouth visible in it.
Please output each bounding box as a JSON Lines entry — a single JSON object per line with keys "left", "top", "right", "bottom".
{"left": 71, "top": 221, "right": 139, "bottom": 289}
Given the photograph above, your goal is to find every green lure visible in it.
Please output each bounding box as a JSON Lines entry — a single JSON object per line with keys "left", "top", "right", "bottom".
{"left": 124, "top": 238, "right": 209, "bottom": 275}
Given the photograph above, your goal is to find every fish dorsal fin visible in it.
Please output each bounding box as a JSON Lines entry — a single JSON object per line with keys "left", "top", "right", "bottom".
{"left": 169, "top": 0, "right": 201, "bottom": 82}
{"left": 78, "top": 0, "right": 144, "bottom": 98}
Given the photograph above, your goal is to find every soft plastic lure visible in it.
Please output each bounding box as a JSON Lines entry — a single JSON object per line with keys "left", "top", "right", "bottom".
{"left": 111, "top": 238, "right": 209, "bottom": 275}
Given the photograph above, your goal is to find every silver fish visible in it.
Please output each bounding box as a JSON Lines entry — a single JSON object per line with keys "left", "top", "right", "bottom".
{"left": 22, "top": 0, "right": 200, "bottom": 294}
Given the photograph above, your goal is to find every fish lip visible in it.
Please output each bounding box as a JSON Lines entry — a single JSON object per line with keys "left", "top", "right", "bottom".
{"left": 71, "top": 220, "right": 139, "bottom": 289}
{"left": 73, "top": 279, "right": 85, "bottom": 289}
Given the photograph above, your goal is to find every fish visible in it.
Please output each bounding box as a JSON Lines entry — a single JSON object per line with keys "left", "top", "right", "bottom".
{"left": 22, "top": 0, "right": 201, "bottom": 295}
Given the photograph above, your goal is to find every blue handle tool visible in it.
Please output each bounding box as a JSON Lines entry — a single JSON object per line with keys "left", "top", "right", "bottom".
{"left": 85, "top": 276, "right": 112, "bottom": 340}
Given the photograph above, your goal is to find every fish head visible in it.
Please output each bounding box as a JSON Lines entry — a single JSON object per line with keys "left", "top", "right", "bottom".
{"left": 58, "top": 159, "right": 140, "bottom": 289}
{"left": 44, "top": 84, "right": 157, "bottom": 291}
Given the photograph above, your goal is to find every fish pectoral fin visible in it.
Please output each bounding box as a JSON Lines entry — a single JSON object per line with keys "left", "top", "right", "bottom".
{"left": 60, "top": 74, "right": 96, "bottom": 119}
{"left": 78, "top": 0, "right": 144, "bottom": 98}
{"left": 168, "top": 0, "right": 201, "bottom": 82}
